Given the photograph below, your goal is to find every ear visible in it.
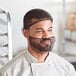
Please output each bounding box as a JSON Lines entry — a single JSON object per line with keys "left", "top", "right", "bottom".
{"left": 22, "top": 29, "right": 29, "bottom": 38}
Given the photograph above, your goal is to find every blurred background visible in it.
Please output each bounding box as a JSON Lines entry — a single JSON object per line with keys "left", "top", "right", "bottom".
{"left": 0, "top": 0, "right": 76, "bottom": 69}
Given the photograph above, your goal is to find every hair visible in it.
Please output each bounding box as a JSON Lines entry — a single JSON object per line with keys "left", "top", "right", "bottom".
{"left": 23, "top": 9, "right": 53, "bottom": 29}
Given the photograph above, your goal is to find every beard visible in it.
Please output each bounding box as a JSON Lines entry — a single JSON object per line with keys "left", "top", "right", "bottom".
{"left": 29, "top": 36, "right": 55, "bottom": 53}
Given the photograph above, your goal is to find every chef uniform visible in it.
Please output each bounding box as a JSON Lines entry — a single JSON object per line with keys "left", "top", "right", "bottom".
{"left": 0, "top": 48, "right": 76, "bottom": 76}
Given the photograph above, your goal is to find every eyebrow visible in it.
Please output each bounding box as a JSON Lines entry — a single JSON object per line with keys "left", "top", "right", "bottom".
{"left": 36, "top": 26, "right": 53, "bottom": 30}
{"left": 49, "top": 26, "right": 53, "bottom": 28}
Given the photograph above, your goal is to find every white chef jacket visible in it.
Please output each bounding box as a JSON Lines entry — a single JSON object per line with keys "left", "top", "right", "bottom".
{"left": 0, "top": 48, "right": 76, "bottom": 76}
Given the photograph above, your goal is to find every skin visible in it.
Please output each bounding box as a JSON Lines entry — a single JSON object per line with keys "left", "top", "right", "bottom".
{"left": 23, "top": 20, "right": 54, "bottom": 63}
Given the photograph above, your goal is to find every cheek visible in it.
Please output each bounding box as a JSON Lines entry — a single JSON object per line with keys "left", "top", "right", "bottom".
{"left": 29, "top": 37, "right": 41, "bottom": 44}
{"left": 33, "top": 39, "right": 41, "bottom": 43}
{"left": 29, "top": 32, "right": 42, "bottom": 38}
{"left": 35, "top": 34, "right": 42, "bottom": 38}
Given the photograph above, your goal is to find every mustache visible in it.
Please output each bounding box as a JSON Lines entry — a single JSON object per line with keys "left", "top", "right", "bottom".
{"left": 41, "top": 38, "right": 52, "bottom": 41}
{"left": 41, "top": 37, "right": 55, "bottom": 43}
{"left": 29, "top": 36, "right": 55, "bottom": 42}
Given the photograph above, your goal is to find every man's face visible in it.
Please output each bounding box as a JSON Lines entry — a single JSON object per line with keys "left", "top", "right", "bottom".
{"left": 24, "top": 20, "right": 55, "bottom": 53}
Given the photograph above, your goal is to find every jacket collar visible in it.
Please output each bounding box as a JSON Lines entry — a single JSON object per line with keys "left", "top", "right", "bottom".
{"left": 25, "top": 48, "right": 52, "bottom": 64}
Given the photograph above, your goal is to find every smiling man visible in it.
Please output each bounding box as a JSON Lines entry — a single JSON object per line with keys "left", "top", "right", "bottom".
{"left": 0, "top": 9, "right": 76, "bottom": 76}
{"left": 23, "top": 19, "right": 55, "bottom": 63}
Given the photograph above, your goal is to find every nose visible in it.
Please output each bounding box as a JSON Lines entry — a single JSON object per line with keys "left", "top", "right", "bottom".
{"left": 42, "top": 31, "right": 54, "bottom": 38}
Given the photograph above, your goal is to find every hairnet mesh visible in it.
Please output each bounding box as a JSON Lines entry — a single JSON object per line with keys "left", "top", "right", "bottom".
{"left": 23, "top": 9, "right": 53, "bottom": 29}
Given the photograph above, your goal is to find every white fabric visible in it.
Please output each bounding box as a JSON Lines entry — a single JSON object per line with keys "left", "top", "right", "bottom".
{"left": 0, "top": 48, "right": 76, "bottom": 76}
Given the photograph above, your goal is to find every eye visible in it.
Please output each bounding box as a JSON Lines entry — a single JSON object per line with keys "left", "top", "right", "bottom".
{"left": 36, "top": 30, "right": 43, "bottom": 33}
{"left": 48, "top": 29, "right": 52, "bottom": 32}
{"left": 35, "top": 29, "right": 43, "bottom": 33}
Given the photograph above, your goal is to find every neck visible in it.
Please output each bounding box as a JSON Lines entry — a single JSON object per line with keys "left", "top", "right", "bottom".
{"left": 28, "top": 46, "right": 49, "bottom": 63}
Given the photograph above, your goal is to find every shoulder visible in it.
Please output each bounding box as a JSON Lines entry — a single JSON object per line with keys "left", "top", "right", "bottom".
{"left": 0, "top": 49, "right": 28, "bottom": 72}
{"left": 49, "top": 52, "right": 76, "bottom": 75}
{"left": 49, "top": 52, "right": 73, "bottom": 67}
{"left": 49, "top": 52, "right": 69, "bottom": 63}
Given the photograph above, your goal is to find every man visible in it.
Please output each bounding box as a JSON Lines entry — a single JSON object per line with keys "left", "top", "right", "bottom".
{"left": 0, "top": 9, "right": 76, "bottom": 76}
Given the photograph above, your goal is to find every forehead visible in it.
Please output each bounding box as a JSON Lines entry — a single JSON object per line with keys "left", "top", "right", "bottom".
{"left": 29, "top": 20, "right": 53, "bottom": 30}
